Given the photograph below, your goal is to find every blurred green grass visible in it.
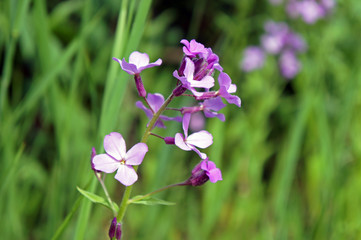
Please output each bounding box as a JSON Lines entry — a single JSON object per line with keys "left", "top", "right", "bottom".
{"left": 1, "top": 0, "right": 361, "bottom": 239}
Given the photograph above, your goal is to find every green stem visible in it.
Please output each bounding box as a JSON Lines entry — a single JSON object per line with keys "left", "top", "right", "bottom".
{"left": 95, "top": 173, "right": 117, "bottom": 216}
{"left": 128, "top": 182, "right": 186, "bottom": 204}
{"left": 116, "top": 92, "right": 175, "bottom": 221}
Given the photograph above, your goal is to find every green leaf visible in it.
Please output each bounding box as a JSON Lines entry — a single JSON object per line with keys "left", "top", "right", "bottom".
{"left": 76, "top": 186, "right": 119, "bottom": 212}
{"left": 129, "top": 195, "right": 176, "bottom": 206}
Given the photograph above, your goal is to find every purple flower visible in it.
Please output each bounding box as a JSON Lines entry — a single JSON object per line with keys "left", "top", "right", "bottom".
{"left": 173, "top": 58, "right": 215, "bottom": 96}
{"left": 92, "top": 132, "right": 148, "bottom": 186}
{"left": 113, "top": 51, "right": 162, "bottom": 75}
{"left": 181, "top": 97, "right": 226, "bottom": 121}
{"left": 185, "top": 158, "right": 223, "bottom": 186}
{"left": 175, "top": 113, "right": 213, "bottom": 159}
{"left": 180, "top": 39, "right": 206, "bottom": 57}
{"left": 296, "top": 1, "right": 326, "bottom": 24}
{"left": 261, "top": 21, "right": 289, "bottom": 54}
{"left": 241, "top": 46, "right": 265, "bottom": 72}
{"left": 109, "top": 218, "right": 117, "bottom": 239}
{"left": 136, "top": 93, "right": 182, "bottom": 129}
{"left": 279, "top": 50, "right": 301, "bottom": 79}
{"left": 217, "top": 72, "right": 241, "bottom": 107}
{"left": 200, "top": 159, "right": 222, "bottom": 183}
{"left": 285, "top": 32, "right": 307, "bottom": 53}
{"left": 321, "top": 0, "right": 335, "bottom": 11}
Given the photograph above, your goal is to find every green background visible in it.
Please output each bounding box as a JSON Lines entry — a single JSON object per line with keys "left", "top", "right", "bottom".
{"left": 1, "top": 0, "right": 361, "bottom": 239}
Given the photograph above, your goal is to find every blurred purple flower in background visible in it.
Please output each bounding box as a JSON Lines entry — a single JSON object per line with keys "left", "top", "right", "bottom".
{"left": 286, "top": 0, "right": 335, "bottom": 24}
{"left": 241, "top": 21, "right": 306, "bottom": 79}
{"left": 241, "top": 46, "right": 265, "bottom": 72}
{"left": 279, "top": 50, "right": 301, "bottom": 79}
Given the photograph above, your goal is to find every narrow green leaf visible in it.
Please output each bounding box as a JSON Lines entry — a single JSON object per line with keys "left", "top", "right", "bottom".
{"left": 76, "top": 187, "right": 119, "bottom": 212}
{"left": 129, "top": 195, "right": 175, "bottom": 206}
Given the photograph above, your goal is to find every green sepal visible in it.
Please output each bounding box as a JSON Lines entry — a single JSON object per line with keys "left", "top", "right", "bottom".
{"left": 76, "top": 186, "right": 119, "bottom": 212}
{"left": 129, "top": 195, "right": 175, "bottom": 206}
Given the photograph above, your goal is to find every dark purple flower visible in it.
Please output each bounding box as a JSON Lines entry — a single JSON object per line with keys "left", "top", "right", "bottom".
{"left": 279, "top": 50, "right": 301, "bottom": 79}
{"left": 175, "top": 114, "right": 213, "bottom": 159}
{"left": 113, "top": 51, "right": 162, "bottom": 75}
{"left": 241, "top": 46, "right": 265, "bottom": 72}
{"left": 136, "top": 93, "right": 181, "bottom": 129}
{"left": 115, "top": 222, "right": 122, "bottom": 240}
{"left": 185, "top": 158, "right": 222, "bottom": 186}
{"left": 92, "top": 132, "right": 148, "bottom": 186}
{"left": 109, "top": 218, "right": 117, "bottom": 239}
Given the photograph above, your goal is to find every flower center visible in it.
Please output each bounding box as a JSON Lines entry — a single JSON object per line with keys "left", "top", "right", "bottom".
{"left": 120, "top": 159, "right": 126, "bottom": 165}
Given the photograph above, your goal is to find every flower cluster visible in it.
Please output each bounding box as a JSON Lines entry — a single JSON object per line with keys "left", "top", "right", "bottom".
{"left": 285, "top": 0, "right": 335, "bottom": 24}
{"left": 269, "top": 0, "right": 335, "bottom": 24}
{"left": 242, "top": 0, "right": 335, "bottom": 79}
{"left": 241, "top": 21, "right": 306, "bottom": 79}
{"left": 91, "top": 39, "right": 240, "bottom": 188}
{"left": 90, "top": 39, "right": 239, "bottom": 239}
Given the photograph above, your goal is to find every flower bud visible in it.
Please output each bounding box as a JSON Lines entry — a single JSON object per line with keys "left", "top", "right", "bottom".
{"left": 91, "top": 147, "right": 101, "bottom": 173}
{"left": 115, "top": 222, "right": 122, "bottom": 240}
{"left": 172, "top": 84, "right": 187, "bottom": 97}
{"left": 108, "top": 217, "right": 117, "bottom": 239}
{"left": 164, "top": 137, "right": 175, "bottom": 145}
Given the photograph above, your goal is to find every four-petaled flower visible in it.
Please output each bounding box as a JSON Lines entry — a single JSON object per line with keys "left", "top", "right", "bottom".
{"left": 175, "top": 113, "right": 213, "bottom": 159}
{"left": 113, "top": 51, "right": 162, "bottom": 75}
{"left": 92, "top": 132, "right": 148, "bottom": 186}
{"left": 136, "top": 93, "right": 182, "bottom": 129}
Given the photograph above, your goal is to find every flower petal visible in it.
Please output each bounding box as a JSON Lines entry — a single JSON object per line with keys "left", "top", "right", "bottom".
{"left": 129, "top": 51, "right": 150, "bottom": 67}
{"left": 175, "top": 133, "right": 192, "bottom": 151}
{"left": 112, "top": 57, "right": 138, "bottom": 75}
{"left": 182, "top": 113, "right": 191, "bottom": 137}
{"left": 92, "top": 154, "right": 119, "bottom": 173}
{"left": 135, "top": 101, "right": 153, "bottom": 120}
{"left": 190, "top": 146, "right": 208, "bottom": 159}
{"left": 187, "top": 130, "right": 213, "bottom": 149}
{"left": 218, "top": 72, "right": 232, "bottom": 90}
{"left": 189, "top": 76, "right": 214, "bottom": 89}
{"left": 115, "top": 165, "right": 138, "bottom": 186}
{"left": 138, "top": 59, "right": 162, "bottom": 72}
{"left": 104, "top": 132, "right": 126, "bottom": 160}
{"left": 203, "top": 97, "right": 226, "bottom": 111}
{"left": 146, "top": 93, "right": 164, "bottom": 112}
{"left": 207, "top": 168, "right": 223, "bottom": 183}
{"left": 125, "top": 143, "right": 148, "bottom": 165}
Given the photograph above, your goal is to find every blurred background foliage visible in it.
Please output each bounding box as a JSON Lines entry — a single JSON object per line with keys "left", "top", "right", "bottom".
{"left": 1, "top": 0, "right": 361, "bottom": 239}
